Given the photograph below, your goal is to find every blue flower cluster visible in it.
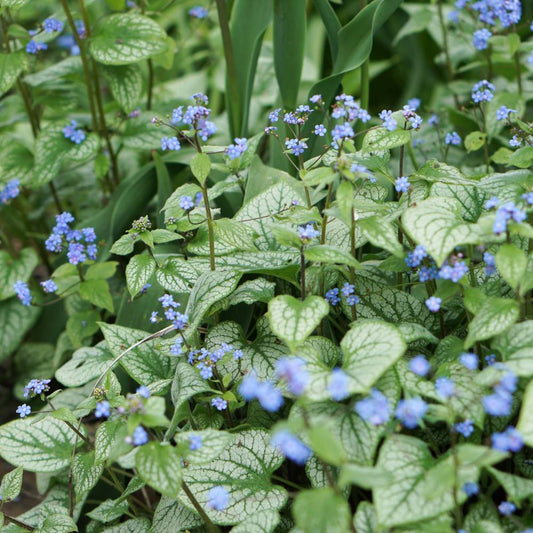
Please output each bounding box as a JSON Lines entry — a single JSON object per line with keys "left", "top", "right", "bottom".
{"left": 453, "top": 0, "right": 521, "bottom": 28}
{"left": 395, "top": 397, "right": 428, "bottom": 429}
{"left": 355, "top": 389, "right": 392, "bottom": 425}
{"left": 189, "top": 6, "right": 208, "bottom": 18}
{"left": 157, "top": 293, "right": 188, "bottom": 331}
{"left": 325, "top": 282, "right": 360, "bottom": 307}
{"left": 483, "top": 369, "right": 517, "bottom": 416}
{"left": 271, "top": 429, "right": 311, "bottom": 464}
{"left": 57, "top": 20, "right": 85, "bottom": 56}
{"left": 226, "top": 138, "right": 248, "bottom": 160}
{"left": 445, "top": 131, "right": 461, "bottom": 146}
{"left": 164, "top": 93, "right": 217, "bottom": 143}
{"left": 0, "top": 179, "right": 20, "bottom": 204}
{"left": 126, "top": 426, "right": 149, "bottom": 446}
{"left": 24, "top": 378, "right": 51, "bottom": 398}
{"left": 406, "top": 246, "right": 469, "bottom": 285}
{"left": 211, "top": 397, "right": 227, "bottom": 411}
{"left": 408, "top": 355, "right": 431, "bottom": 376}
{"left": 395, "top": 176, "right": 410, "bottom": 194}
{"left": 14, "top": 280, "right": 32, "bottom": 306}
{"left": 187, "top": 342, "right": 241, "bottom": 378}
{"left": 455, "top": 419, "right": 474, "bottom": 437}
{"left": 43, "top": 17, "right": 64, "bottom": 33}
{"left": 491, "top": 426, "right": 523, "bottom": 452}
{"left": 45, "top": 212, "right": 98, "bottom": 265}
{"left": 485, "top": 198, "right": 526, "bottom": 234}
{"left": 401, "top": 104, "right": 423, "bottom": 130}
{"left": 239, "top": 372, "right": 284, "bottom": 412}
{"left": 40, "top": 279, "right": 58, "bottom": 294}
{"left": 207, "top": 486, "right": 230, "bottom": 511}
{"left": 473, "top": 28, "right": 492, "bottom": 50}
{"left": 471, "top": 80, "right": 496, "bottom": 103}
{"left": 63, "top": 120, "right": 86, "bottom": 144}
{"left": 189, "top": 434, "right": 202, "bottom": 450}
{"left": 26, "top": 40, "right": 48, "bottom": 54}
{"left": 298, "top": 224, "right": 320, "bottom": 243}
{"left": 379, "top": 109, "right": 397, "bottom": 131}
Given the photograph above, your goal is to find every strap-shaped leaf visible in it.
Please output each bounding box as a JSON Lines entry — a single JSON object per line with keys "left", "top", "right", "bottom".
{"left": 90, "top": 14, "right": 168, "bottom": 65}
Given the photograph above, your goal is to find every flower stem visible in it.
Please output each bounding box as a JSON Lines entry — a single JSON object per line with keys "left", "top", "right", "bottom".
{"left": 300, "top": 246, "right": 306, "bottom": 300}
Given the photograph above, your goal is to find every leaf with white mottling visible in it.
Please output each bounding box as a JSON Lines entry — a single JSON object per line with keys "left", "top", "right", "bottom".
{"left": 101, "top": 518, "right": 151, "bottom": 533}
{"left": 359, "top": 217, "right": 403, "bottom": 257}
{"left": 0, "top": 466, "right": 23, "bottom": 502}
{"left": 430, "top": 182, "right": 486, "bottom": 222}
{"left": 487, "top": 467, "right": 533, "bottom": 501}
{"left": 304, "top": 245, "right": 360, "bottom": 267}
{"left": 414, "top": 160, "right": 478, "bottom": 186}
{"left": 362, "top": 128, "right": 411, "bottom": 153}
{"left": 402, "top": 198, "right": 482, "bottom": 266}
{"left": 230, "top": 510, "right": 280, "bottom": 533}
{"left": 175, "top": 430, "right": 234, "bottom": 464}
{"left": 0, "top": 52, "right": 27, "bottom": 95}
{"left": 465, "top": 298, "right": 520, "bottom": 349}
{"left": 205, "top": 319, "right": 288, "bottom": 382}
{"left": 185, "top": 270, "right": 242, "bottom": 334}
{"left": 100, "top": 323, "right": 176, "bottom": 385}
{"left": 491, "top": 321, "right": 533, "bottom": 377}
{"left": 268, "top": 295, "right": 329, "bottom": 351}
{"left": 0, "top": 248, "right": 39, "bottom": 301}
{"left": 341, "top": 320, "right": 406, "bottom": 393}
{"left": 293, "top": 488, "right": 351, "bottom": 533}
{"left": 235, "top": 182, "right": 305, "bottom": 251}
{"left": 177, "top": 429, "right": 286, "bottom": 525}
{"left": 101, "top": 64, "right": 142, "bottom": 113}
{"left": 38, "top": 513, "right": 78, "bottom": 532}
{"left": 135, "top": 442, "right": 182, "bottom": 497}
{"left": 374, "top": 436, "right": 460, "bottom": 528}
{"left": 90, "top": 14, "right": 168, "bottom": 65}
{"left": 72, "top": 451, "right": 104, "bottom": 501}
{"left": 156, "top": 258, "right": 199, "bottom": 293}
{"left": 517, "top": 380, "right": 533, "bottom": 447}
{"left": 228, "top": 278, "right": 275, "bottom": 306}
{"left": 151, "top": 497, "right": 203, "bottom": 533}
{"left": 170, "top": 361, "right": 212, "bottom": 414}
{"left": 126, "top": 254, "right": 156, "bottom": 298}
{"left": 354, "top": 502, "right": 378, "bottom": 533}
{"left": 0, "top": 417, "right": 82, "bottom": 472}
{"left": 0, "top": 297, "right": 41, "bottom": 362}
{"left": 56, "top": 342, "right": 114, "bottom": 387}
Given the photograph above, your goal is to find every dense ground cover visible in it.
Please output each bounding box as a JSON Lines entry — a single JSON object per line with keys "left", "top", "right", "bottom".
{"left": 0, "top": 0, "right": 533, "bottom": 531}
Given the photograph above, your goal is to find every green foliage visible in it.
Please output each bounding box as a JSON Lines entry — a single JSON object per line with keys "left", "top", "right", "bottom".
{"left": 1, "top": 0, "right": 533, "bottom": 531}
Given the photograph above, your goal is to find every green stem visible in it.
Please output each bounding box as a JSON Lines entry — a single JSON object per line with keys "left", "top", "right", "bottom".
{"left": 349, "top": 208, "right": 358, "bottom": 322}
{"left": 300, "top": 246, "right": 306, "bottom": 300}
{"left": 202, "top": 186, "right": 216, "bottom": 271}
{"left": 3, "top": 515, "right": 34, "bottom": 531}
{"left": 147, "top": 59, "right": 154, "bottom": 110}
{"left": 182, "top": 481, "right": 220, "bottom": 533}
{"left": 214, "top": 0, "right": 241, "bottom": 137}
{"left": 58, "top": 0, "right": 99, "bottom": 131}
{"left": 513, "top": 50, "right": 523, "bottom": 96}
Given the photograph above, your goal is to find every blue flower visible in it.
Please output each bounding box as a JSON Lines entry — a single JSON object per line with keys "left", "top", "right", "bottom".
{"left": 498, "top": 501, "right": 516, "bottom": 516}
{"left": 435, "top": 377, "right": 455, "bottom": 399}
{"left": 484, "top": 196, "right": 499, "bottom": 209}
{"left": 395, "top": 176, "right": 410, "bottom": 193}
{"left": 408, "top": 355, "right": 431, "bottom": 377}
{"left": 43, "top": 17, "right": 64, "bottom": 33}
{"left": 459, "top": 352, "right": 479, "bottom": 371}
{"left": 407, "top": 98, "right": 421, "bottom": 110}
{"left": 406, "top": 245, "right": 428, "bottom": 268}
{"left": 445, "top": 131, "right": 461, "bottom": 145}
{"left": 298, "top": 224, "right": 320, "bottom": 243}
{"left": 14, "top": 281, "right": 32, "bottom": 306}
{"left": 328, "top": 368, "right": 350, "bottom": 401}
{"left": 325, "top": 287, "right": 340, "bottom": 306}
{"left": 63, "top": 120, "right": 85, "bottom": 143}
{"left": 395, "top": 397, "right": 428, "bottom": 429}
{"left": 211, "top": 397, "right": 228, "bottom": 411}
{"left": 40, "top": 279, "right": 58, "bottom": 294}
{"left": 491, "top": 426, "right": 523, "bottom": 452}
{"left": 425, "top": 296, "right": 442, "bottom": 312}
{"left": 483, "top": 390, "right": 512, "bottom": 416}
{"left": 233, "top": 349, "right": 243, "bottom": 360}
{"left": 269, "top": 108, "right": 281, "bottom": 123}
{"left": 0, "top": 179, "right": 20, "bottom": 204}
{"left": 355, "top": 389, "right": 391, "bottom": 426}
{"left": 271, "top": 430, "right": 311, "bottom": 464}
{"left": 314, "top": 124, "right": 327, "bottom": 137}
{"left": 463, "top": 482, "right": 479, "bottom": 497}
{"left": 472, "top": 80, "right": 496, "bottom": 103}
{"left": 26, "top": 40, "right": 48, "bottom": 54}
{"left": 161, "top": 136, "right": 181, "bottom": 151}
{"left": 510, "top": 135, "right": 522, "bottom": 147}
{"left": 189, "top": 434, "right": 202, "bottom": 450}
{"left": 24, "top": 379, "right": 51, "bottom": 398}
{"left": 256, "top": 381, "right": 284, "bottom": 412}
{"left": 496, "top": 105, "right": 517, "bottom": 121}
{"left": 189, "top": 6, "right": 208, "bottom": 18}
{"left": 285, "top": 139, "right": 308, "bottom": 156}
{"left": 226, "top": 137, "right": 248, "bottom": 160}
{"left": 484, "top": 252, "right": 496, "bottom": 275}
{"left": 179, "top": 196, "right": 194, "bottom": 211}
{"left": 428, "top": 114, "right": 439, "bottom": 126}
{"left": 275, "top": 357, "right": 309, "bottom": 396}
{"left": 455, "top": 419, "right": 474, "bottom": 438}
{"left": 95, "top": 401, "right": 110, "bottom": 418}
{"left": 379, "top": 110, "right": 397, "bottom": 131}
{"left": 473, "top": 28, "right": 492, "bottom": 50}
{"left": 16, "top": 404, "right": 31, "bottom": 418}
{"left": 150, "top": 311, "right": 159, "bottom": 324}
{"left": 206, "top": 486, "right": 230, "bottom": 511}
{"left": 128, "top": 426, "right": 149, "bottom": 446}
{"left": 136, "top": 386, "right": 151, "bottom": 399}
